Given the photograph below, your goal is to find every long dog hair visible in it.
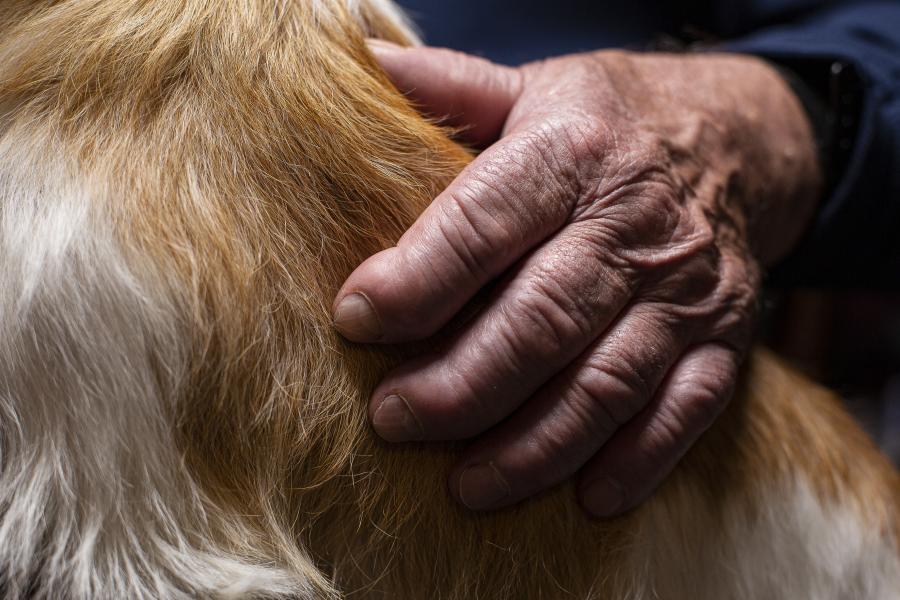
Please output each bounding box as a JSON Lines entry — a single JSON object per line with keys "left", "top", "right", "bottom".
{"left": 0, "top": 1, "right": 898, "bottom": 598}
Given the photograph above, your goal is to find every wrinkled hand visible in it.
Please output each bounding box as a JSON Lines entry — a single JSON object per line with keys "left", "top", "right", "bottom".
{"left": 333, "top": 44, "right": 820, "bottom": 517}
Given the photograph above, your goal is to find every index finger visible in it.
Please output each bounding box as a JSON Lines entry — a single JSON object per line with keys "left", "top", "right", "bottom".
{"left": 367, "top": 42, "right": 522, "bottom": 147}
{"left": 333, "top": 128, "right": 580, "bottom": 343}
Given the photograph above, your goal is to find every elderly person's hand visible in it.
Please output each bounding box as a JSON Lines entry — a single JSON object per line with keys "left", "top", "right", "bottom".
{"left": 333, "top": 43, "right": 821, "bottom": 517}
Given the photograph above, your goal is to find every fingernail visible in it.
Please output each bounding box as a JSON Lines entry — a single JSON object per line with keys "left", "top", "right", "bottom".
{"left": 372, "top": 394, "right": 423, "bottom": 442}
{"left": 458, "top": 463, "right": 510, "bottom": 510}
{"left": 582, "top": 477, "right": 626, "bottom": 518}
{"left": 333, "top": 292, "right": 382, "bottom": 341}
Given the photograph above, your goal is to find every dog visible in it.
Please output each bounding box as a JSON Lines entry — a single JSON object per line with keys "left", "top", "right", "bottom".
{"left": 0, "top": 1, "right": 897, "bottom": 598}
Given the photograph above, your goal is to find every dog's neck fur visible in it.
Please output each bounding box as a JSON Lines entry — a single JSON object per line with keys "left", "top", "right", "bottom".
{"left": 0, "top": 2, "right": 898, "bottom": 599}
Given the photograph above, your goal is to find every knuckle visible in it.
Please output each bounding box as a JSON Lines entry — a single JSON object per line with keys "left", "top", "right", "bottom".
{"left": 583, "top": 186, "right": 689, "bottom": 261}
{"left": 639, "top": 247, "right": 758, "bottom": 343}
{"left": 524, "top": 387, "right": 620, "bottom": 478}
{"left": 550, "top": 109, "right": 612, "bottom": 165}
{"left": 518, "top": 125, "right": 582, "bottom": 204}
{"left": 566, "top": 379, "right": 622, "bottom": 434}
{"left": 645, "top": 384, "right": 725, "bottom": 459}
{"left": 558, "top": 114, "right": 611, "bottom": 166}
{"left": 436, "top": 368, "right": 498, "bottom": 430}
{"left": 718, "top": 249, "right": 761, "bottom": 301}
{"left": 578, "top": 132, "right": 689, "bottom": 232}
{"left": 640, "top": 412, "right": 683, "bottom": 465}
{"left": 608, "top": 133, "right": 675, "bottom": 193}
{"left": 706, "top": 251, "right": 761, "bottom": 341}
{"left": 444, "top": 47, "right": 486, "bottom": 85}
{"left": 449, "top": 136, "right": 577, "bottom": 245}
{"left": 625, "top": 187, "right": 685, "bottom": 244}
{"left": 650, "top": 361, "right": 733, "bottom": 453}
{"left": 574, "top": 356, "right": 653, "bottom": 426}
{"left": 681, "top": 360, "right": 734, "bottom": 426}
{"left": 538, "top": 115, "right": 613, "bottom": 199}
{"left": 435, "top": 186, "right": 516, "bottom": 279}
{"left": 542, "top": 235, "right": 633, "bottom": 314}
{"left": 641, "top": 250, "right": 722, "bottom": 307}
{"left": 688, "top": 384, "right": 729, "bottom": 429}
{"left": 529, "top": 425, "right": 570, "bottom": 461}
{"left": 501, "top": 273, "right": 599, "bottom": 360}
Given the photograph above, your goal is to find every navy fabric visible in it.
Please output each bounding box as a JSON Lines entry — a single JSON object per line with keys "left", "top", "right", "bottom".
{"left": 397, "top": 0, "right": 683, "bottom": 64}
{"left": 396, "top": 0, "right": 900, "bottom": 287}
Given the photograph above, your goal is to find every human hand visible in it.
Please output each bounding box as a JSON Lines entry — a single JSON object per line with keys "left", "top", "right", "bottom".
{"left": 333, "top": 44, "right": 821, "bottom": 517}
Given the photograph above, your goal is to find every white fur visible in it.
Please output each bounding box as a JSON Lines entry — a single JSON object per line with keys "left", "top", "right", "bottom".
{"left": 633, "top": 477, "right": 900, "bottom": 599}
{"left": 0, "top": 127, "right": 308, "bottom": 598}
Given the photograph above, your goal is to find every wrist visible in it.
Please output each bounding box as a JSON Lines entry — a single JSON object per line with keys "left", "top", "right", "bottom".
{"left": 733, "top": 55, "right": 824, "bottom": 265}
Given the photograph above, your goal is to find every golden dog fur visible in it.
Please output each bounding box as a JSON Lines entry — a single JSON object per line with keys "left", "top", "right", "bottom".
{"left": 0, "top": 1, "right": 897, "bottom": 598}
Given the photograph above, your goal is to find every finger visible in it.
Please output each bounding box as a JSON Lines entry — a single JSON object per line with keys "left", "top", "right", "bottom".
{"left": 333, "top": 126, "right": 579, "bottom": 343}
{"left": 445, "top": 304, "right": 687, "bottom": 510}
{"left": 367, "top": 40, "right": 522, "bottom": 146}
{"left": 368, "top": 224, "right": 634, "bottom": 443}
{"left": 577, "top": 342, "right": 739, "bottom": 518}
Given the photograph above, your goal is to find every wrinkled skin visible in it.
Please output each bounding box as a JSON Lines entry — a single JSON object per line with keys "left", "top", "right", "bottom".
{"left": 333, "top": 45, "right": 821, "bottom": 517}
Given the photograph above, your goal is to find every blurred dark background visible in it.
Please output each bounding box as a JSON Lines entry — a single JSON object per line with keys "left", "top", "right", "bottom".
{"left": 764, "top": 290, "right": 900, "bottom": 465}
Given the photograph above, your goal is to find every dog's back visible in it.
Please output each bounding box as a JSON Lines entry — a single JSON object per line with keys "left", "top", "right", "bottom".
{"left": 0, "top": 2, "right": 898, "bottom": 598}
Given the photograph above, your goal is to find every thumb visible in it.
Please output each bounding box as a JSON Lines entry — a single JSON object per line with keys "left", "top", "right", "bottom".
{"left": 367, "top": 40, "right": 522, "bottom": 146}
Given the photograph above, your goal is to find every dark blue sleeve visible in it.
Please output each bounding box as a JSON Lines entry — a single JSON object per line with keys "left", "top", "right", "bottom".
{"left": 725, "top": 1, "right": 900, "bottom": 288}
